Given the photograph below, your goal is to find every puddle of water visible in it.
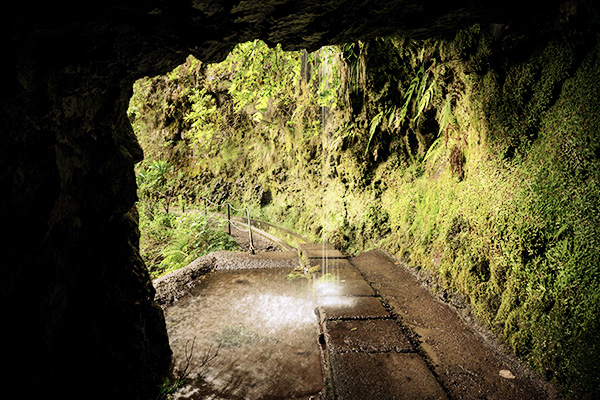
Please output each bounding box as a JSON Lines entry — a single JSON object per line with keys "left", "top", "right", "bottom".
{"left": 164, "top": 268, "right": 324, "bottom": 399}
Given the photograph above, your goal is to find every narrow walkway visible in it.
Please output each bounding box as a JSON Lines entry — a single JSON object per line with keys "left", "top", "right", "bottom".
{"left": 156, "top": 236, "right": 559, "bottom": 399}
{"left": 299, "top": 244, "right": 558, "bottom": 400}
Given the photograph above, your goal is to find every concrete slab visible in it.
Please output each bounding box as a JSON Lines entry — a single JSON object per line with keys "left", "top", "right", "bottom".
{"left": 303, "top": 248, "right": 347, "bottom": 259}
{"left": 352, "top": 249, "right": 557, "bottom": 400}
{"left": 324, "top": 319, "right": 413, "bottom": 353}
{"left": 312, "top": 265, "right": 360, "bottom": 277}
{"left": 299, "top": 243, "right": 336, "bottom": 251}
{"left": 306, "top": 258, "right": 353, "bottom": 268}
{"left": 330, "top": 352, "right": 448, "bottom": 400}
{"left": 330, "top": 278, "right": 374, "bottom": 297}
{"left": 313, "top": 268, "right": 374, "bottom": 296}
{"left": 248, "top": 250, "right": 299, "bottom": 260}
{"left": 319, "top": 296, "right": 389, "bottom": 320}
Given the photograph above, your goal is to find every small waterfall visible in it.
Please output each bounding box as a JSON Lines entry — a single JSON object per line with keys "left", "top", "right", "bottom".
{"left": 321, "top": 105, "right": 329, "bottom": 279}
{"left": 319, "top": 46, "right": 335, "bottom": 283}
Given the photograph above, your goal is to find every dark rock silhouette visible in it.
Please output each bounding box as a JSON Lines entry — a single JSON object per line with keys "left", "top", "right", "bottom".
{"left": 1, "top": 1, "right": 587, "bottom": 398}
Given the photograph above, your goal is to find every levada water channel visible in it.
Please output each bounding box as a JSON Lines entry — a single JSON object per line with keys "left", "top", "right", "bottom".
{"left": 158, "top": 249, "right": 351, "bottom": 400}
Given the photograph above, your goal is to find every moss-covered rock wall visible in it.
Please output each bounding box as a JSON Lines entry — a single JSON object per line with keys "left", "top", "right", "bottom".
{"left": 3, "top": 0, "right": 596, "bottom": 398}
{"left": 131, "top": 11, "right": 600, "bottom": 397}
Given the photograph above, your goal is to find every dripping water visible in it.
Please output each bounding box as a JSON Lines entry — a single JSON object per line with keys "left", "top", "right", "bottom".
{"left": 318, "top": 46, "right": 340, "bottom": 289}
{"left": 321, "top": 46, "right": 330, "bottom": 283}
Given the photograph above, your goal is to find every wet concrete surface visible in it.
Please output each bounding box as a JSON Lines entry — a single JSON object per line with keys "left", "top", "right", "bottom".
{"left": 164, "top": 266, "right": 323, "bottom": 399}
{"left": 324, "top": 319, "right": 413, "bottom": 353}
{"left": 351, "top": 249, "right": 560, "bottom": 400}
{"left": 306, "top": 258, "right": 354, "bottom": 268}
{"left": 305, "top": 244, "right": 448, "bottom": 399}
{"left": 330, "top": 352, "right": 448, "bottom": 400}
{"left": 319, "top": 296, "right": 389, "bottom": 320}
{"left": 299, "top": 243, "right": 347, "bottom": 260}
{"left": 313, "top": 267, "right": 375, "bottom": 296}
{"left": 157, "top": 244, "right": 561, "bottom": 400}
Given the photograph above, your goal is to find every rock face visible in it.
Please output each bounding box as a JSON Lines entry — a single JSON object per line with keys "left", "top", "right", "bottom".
{"left": 0, "top": 0, "right": 580, "bottom": 398}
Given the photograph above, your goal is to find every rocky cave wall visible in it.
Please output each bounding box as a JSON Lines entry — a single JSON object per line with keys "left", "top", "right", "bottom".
{"left": 0, "top": 0, "right": 580, "bottom": 398}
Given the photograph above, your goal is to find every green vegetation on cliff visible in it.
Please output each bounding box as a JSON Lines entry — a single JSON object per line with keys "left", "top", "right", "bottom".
{"left": 135, "top": 158, "right": 238, "bottom": 279}
{"left": 129, "top": 24, "right": 600, "bottom": 397}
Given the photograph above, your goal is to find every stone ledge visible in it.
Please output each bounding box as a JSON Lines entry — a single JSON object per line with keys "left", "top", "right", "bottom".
{"left": 318, "top": 296, "right": 389, "bottom": 320}
{"left": 324, "top": 319, "right": 414, "bottom": 353}
{"left": 329, "top": 352, "right": 448, "bottom": 400}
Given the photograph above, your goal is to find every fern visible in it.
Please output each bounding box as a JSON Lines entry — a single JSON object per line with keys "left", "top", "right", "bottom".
{"left": 365, "top": 58, "right": 438, "bottom": 156}
{"left": 395, "top": 62, "right": 437, "bottom": 128}
{"left": 414, "top": 79, "right": 435, "bottom": 122}
{"left": 422, "top": 136, "right": 444, "bottom": 166}
{"left": 365, "top": 111, "right": 384, "bottom": 154}
{"left": 438, "top": 92, "right": 457, "bottom": 135}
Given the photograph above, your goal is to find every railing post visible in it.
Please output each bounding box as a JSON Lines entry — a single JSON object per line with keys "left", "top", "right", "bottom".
{"left": 227, "top": 203, "right": 231, "bottom": 235}
{"left": 245, "top": 207, "right": 255, "bottom": 255}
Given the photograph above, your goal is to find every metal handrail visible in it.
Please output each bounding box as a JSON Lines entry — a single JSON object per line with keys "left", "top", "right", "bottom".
{"left": 201, "top": 197, "right": 255, "bottom": 254}
{"left": 226, "top": 202, "right": 247, "bottom": 213}
{"left": 229, "top": 219, "right": 249, "bottom": 232}
{"left": 202, "top": 197, "right": 221, "bottom": 216}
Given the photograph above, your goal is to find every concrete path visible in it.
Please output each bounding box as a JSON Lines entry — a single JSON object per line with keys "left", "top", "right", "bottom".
{"left": 299, "top": 245, "right": 559, "bottom": 400}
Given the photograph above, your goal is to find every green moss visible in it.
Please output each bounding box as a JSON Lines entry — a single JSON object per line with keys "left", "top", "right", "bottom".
{"left": 131, "top": 28, "right": 600, "bottom": 398}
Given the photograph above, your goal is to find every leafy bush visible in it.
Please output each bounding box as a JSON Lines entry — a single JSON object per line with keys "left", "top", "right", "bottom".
{"left": 137, "top": 159, "right": 179, "bottom": 215}
{"left": 140, "top": 210, "right": 239, "bottom": 279}
{"left": 136, "top": 159, "right": 239, "bottom": 279}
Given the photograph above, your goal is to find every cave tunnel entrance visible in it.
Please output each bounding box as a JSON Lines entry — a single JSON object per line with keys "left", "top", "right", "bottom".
{"left": 128, "top": 42, "right": 341, "bottom": 397}
{"left": 128, "top": 41, "right": 337, "bottom": 278}
{"left": 2, "top": 1, "right": 581, "bottom": 398}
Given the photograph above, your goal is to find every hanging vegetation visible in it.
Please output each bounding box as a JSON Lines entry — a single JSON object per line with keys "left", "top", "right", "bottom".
{"left": 129, "top": 26, "right": 600, "bottom": 397}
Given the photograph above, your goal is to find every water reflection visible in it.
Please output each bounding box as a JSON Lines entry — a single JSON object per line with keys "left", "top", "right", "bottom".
{"left": 163, "top": 264, "right": 357, "bottom": 399}
{"left": 235, "top": 293, "right": 317, "bottom": 334}
{"left": 164, "top": 268, "right": 324, "bottom": 399}
{"left": 314, "top": 280, "right": 356, "bottom": 308}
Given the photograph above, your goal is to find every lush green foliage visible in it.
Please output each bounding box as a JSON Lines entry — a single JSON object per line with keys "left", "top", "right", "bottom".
{"left": 372, "top": 27, "right": 600, "bottom": 396}
{"left": 136, "top": 157, "right": 238, "bottom": 279}
{"left": 129, "top": 29, "right": 600, "bottom": 397}
{"left": 137, "top": 159, "right": 180, "bottom": 214}
{"left": 139, "top": 208, "right": 238, "bottom": 279}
